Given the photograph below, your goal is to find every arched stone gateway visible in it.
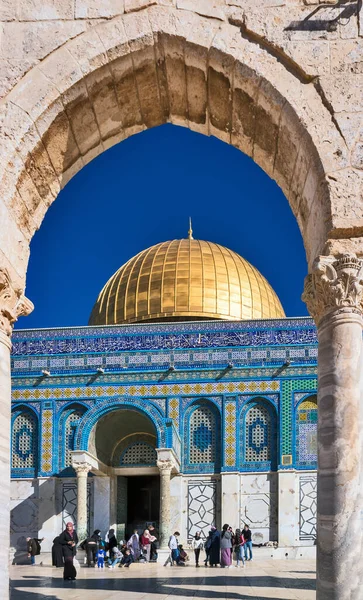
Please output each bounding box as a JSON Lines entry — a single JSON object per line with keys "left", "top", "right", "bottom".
{"left": 1, "top": 3, "right": 363, "bottom": 599}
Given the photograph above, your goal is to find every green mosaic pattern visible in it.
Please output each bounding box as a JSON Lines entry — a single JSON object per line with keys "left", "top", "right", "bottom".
{"left": 281, "top": 379, "right": 317, "bottom": 455}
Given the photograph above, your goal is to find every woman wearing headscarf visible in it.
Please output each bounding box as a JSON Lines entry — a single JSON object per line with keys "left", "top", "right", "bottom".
{"left": 220, "top": 524, "right": 233, "bottom": 568}
{"left": 106, "top": 528, "right": 118, "bottom": 553}
{"left": 191, "top": 531, "right": 204, "bottom": 567}
{"left": 140, "top": 529, "right": 156, "bottom": 562}
{"left": 127, "top": 530, "right": 140, "bottom": 560}
{"left": 51, "top": 535, "right": 64, "bottom": 568}
{"left": 207, "top": 526, "right": 220, "bottom": 567}
{"left": 59, "top": 522, "right": 78, "bottom": 581}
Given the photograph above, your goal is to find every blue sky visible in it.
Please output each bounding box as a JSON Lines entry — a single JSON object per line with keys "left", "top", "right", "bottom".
{"left": 18, "top": 124, "right": 308, "bottom": 329}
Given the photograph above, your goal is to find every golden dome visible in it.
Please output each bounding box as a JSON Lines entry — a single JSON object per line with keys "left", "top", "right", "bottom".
{"left": 89, "top": 238, "right": 285, "bottom": 325}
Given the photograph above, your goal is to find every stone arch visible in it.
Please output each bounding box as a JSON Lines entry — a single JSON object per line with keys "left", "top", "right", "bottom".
{"left": 0, "top": 6, "right": 347, "bottom": 286}
{"left": 240, "top": 396, "right": 277, "bottom": 471}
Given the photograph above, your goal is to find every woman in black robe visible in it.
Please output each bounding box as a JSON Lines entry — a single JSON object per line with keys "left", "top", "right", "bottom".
{"left": 52, "top": 536, "right": 64, "bottom": 567}
{"left": 59, "top": 522, "right": 78, "bottom": 580}
{"left": 208, "top": 527, "right": 220, "bottom": 567}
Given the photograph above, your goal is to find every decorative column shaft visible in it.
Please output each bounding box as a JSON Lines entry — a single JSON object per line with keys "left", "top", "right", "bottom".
{"left": 74, "top": 463, "right": 92, "bottom": 541}
{"left": 303, "top": 254, "right": 363, "bottom": 600}
{"left": 157, "top": 460, "right": 173, "bottom": 548}
{"left": 0, "top": 269, "right": 33, "bottom": 600}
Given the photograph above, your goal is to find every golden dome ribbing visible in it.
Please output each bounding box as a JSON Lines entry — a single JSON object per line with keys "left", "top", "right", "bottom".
{"left": 89, "top": 239, "right": 285, "bottom": 325}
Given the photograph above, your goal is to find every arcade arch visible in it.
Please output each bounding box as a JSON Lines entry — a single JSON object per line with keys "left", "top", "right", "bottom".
{"left": 0, "top": 5, "right": 362, "bottom": 600}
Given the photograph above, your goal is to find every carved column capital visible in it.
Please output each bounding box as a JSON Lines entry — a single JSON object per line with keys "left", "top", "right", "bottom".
{"left": 73, "top": 462, "right": 92, "bottom": 475}
{"left": 157, "top": 459, "right": 173, "bottom": 474}
{"left": 302, "top": 254, "right": 363, "bottom": 326}
{"left": 0, "top": 268, "right": 33, "bottom": 336}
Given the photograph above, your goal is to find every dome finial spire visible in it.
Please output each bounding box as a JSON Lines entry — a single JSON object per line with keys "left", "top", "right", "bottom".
{"left": 188, "top": 217, "right": 193, "bottom": 240}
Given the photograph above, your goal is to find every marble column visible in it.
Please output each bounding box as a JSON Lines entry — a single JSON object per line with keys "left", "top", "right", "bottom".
{"left": 74, "top": 463, "right": 92, "bottom": 541}
{"left": 157, "top": 459, "right": 173, "bottom": 548}
{"left": 303, "top": 254, "right": 363, "bottom": 600}
{"left": 0, "top": 269, "right": 33, "bottom": 600}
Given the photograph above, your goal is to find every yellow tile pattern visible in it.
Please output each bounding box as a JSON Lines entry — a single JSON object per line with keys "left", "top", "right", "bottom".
{"left": 13, "top": 379, "right": 279, "bottom": 402}
{"left": 41, "top": 409, "right": 53, "bottom": 472}
{"left": 225, "top": 401, "right": 236, "bottom": 466}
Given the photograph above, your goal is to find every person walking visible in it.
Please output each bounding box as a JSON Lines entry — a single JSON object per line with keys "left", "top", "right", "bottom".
{"left": 191, "top": 531, "right": 204, "bottom": 567}
{"left": 59, "top": 522, "right": 78, "bottom": 581}
{"left": 26, "top": 536, "right": 44, "bottom": 566}
{"left": 243, "top": 524, "right": 253, "bottom": 561}
{"left": 234, "top": 528, "right": 245, "bottom": 568}
{"left": 168, "top": 531, "right": 184, "bottom": 566}
{"left": 207, "top": 527, "right": 220, "bottom": 567}
{"left": 220, "top": 524, "right": 233, "bottom": 568}
{"left": 51, "top": 536, "right": 64, "bottom": 568}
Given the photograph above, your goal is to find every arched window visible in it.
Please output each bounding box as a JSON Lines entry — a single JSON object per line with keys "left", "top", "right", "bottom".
{"left": 296, "top": 395, "right": 317, "bottom": 467}
{"left": 241, "top": 400, "right": 277, "bottom": 470}
{"left": 63, "top": 409, "right": 85, "bottom": 468}
{"left": 11, "top": 411, "right": 37, "bottom": 471}
{"left": 189, "top": 405, "right": 216, "bottom": 465}
{"left": 120, "top": 442, "right": 157, "bottom": 466}
{"left": 245, "top": 404, "right": 271, "bottom": 462}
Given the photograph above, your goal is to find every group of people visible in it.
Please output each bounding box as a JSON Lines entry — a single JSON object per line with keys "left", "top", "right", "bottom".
{"left": 50, "top": 524, "right": 159, "bottom": 580}
{"left": 27, "top": 522, "right": 253, "bottom": 579}
{"left": 190, "top": 524, "right": 253, "bottom": 568}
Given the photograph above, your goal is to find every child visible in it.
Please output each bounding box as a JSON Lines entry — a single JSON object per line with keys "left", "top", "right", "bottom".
{"left": 119, "top": 548, "right": 134, "bottom": 568}
{"left": 97, "top": 547, "right": 106, "bottom": 568}
{"left": 108, "top": 546, "right": 122, "bottom": 568}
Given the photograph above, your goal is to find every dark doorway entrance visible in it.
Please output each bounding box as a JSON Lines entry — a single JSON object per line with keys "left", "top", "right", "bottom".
{"left": 117, "top": 475, "right": 160, "bottom": 538}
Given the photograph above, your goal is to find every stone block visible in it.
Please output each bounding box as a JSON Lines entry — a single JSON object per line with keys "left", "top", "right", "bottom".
{"left": 351, "top": 142, "right": 363, "bottom": 170}
{"left": 38, "top": 48, "right": 83, "bottom": 97}
{"left": 86, "top": 65, "right": 124, "bottom": 141}
{"left": 7, "top": 67, "right": 59, "bottom": 123}
{"left": 0, "top": 21, "right": 87, "bottom": 61}
{"left": 125, "top": 0, "right": 157, "bottom": 12}
{"left": 95, "top": 17, "right": 129, "bottom": 60}
{"left": 18, "top": 0, "right": 75, "bottom": 21}
{"left": 320, "top": 74, "right": 363, "bottom": 113}
{"left": 67, "top": 28, "right": 108, "bottom": 76}
{"left": 0, "top": 0, "right": 17, "bottom": 21}
{"left": 75, "top": 0, "right": 124, "bottom": 19}
{"left": 0, "top": 59, "right": 35, "bottom": 100}
{"left": 177, "top": 0, "right": 225, "bottom": 21}
{"left": 330, "top": 41, "right": 363, "bottom": 74}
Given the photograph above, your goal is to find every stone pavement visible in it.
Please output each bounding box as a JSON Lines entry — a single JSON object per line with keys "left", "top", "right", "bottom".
{"left": 10, "top": 560, "right": 316, "bottom": 600}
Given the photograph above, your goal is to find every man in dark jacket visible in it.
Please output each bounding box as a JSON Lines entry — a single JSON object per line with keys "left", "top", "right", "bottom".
{"left": 243, "top": 524, "right": 253, "bottom": 561}
{"left": 26, "top": 537, "right": 44, "bottom": 565}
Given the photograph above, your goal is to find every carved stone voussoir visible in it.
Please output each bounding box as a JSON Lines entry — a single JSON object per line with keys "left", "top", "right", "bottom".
{"left": 157, "top": 459, "right": 173, "bottom": 473}
{"left": 0, "top": 268, "right": 33, "bottom": 336}
{"left": 302, "top": 254, "right": 363, "bottom": 326}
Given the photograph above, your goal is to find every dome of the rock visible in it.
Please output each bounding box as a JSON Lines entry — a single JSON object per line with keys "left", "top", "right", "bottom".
{"left": 89, "top": 237, "right": 285, "bottom": 325}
